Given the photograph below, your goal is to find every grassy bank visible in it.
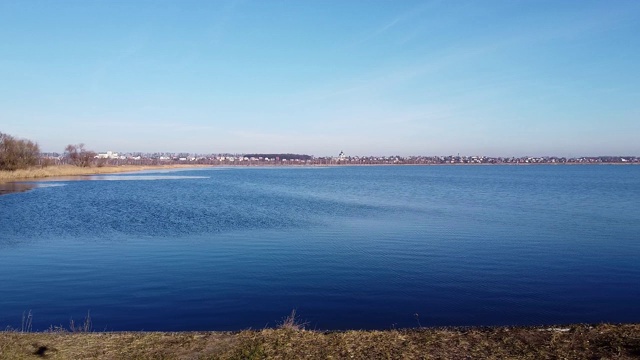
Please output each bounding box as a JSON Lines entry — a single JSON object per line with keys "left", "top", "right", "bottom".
{"left": 1, "top": 324, "right": 639, "bottom": 359}
{"left": 0, "top": 164, "right": 209, "bottom": 182}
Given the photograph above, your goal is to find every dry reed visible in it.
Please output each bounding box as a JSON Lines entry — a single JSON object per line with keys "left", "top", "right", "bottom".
{"left": 0, "top": 164, "right": 210, "bottom": 182}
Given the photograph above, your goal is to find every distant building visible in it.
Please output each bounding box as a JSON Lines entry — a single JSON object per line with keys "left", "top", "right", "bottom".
{"left": 95, "top": 151, "right": 119, "bottom": 159}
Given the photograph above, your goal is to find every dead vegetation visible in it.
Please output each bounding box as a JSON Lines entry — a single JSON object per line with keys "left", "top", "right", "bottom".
{"left": 1, "top": 323, "right": 639, "bottom": 359}
{"left": 276, "top": 309, "right": 308, "bottom": 331}
{"left": 0, "top": 164, "right": 210, "bottom": 182}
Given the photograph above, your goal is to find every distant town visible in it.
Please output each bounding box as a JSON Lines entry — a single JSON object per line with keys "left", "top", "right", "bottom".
{"left": 40, "top": 150, "right": 639, "bottom": 166}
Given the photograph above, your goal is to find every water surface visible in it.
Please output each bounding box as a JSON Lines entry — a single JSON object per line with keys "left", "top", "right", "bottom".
{"left": 1, "top": 165, "right": 639, "bottom": 330}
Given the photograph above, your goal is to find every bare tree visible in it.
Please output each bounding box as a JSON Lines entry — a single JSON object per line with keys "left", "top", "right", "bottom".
{"left": 65, "top": 143, "right": 96, "bottom": 167}
{"left": 0, "top": 131, "right": 40, "bottom": 171}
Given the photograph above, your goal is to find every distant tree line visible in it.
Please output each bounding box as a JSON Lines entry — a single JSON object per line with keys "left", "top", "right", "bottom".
{"left": 0, "top": 131, "right": 103, "bottom": 171}
{"left": 0, "top": 131, "right": 40, "bottom": 171}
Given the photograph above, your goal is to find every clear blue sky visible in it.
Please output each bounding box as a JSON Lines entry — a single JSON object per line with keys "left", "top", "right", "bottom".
{"left": 1, "top": 0, "right": 639, "bottom": 156}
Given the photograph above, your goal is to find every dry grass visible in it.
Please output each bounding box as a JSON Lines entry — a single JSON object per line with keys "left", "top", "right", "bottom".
{"left": 0, "top": 164, "right": 210, "bottom": 182}
{"left": 276, "top": 309, "right": 308, "bottom": 331}
{"left": 1, "top": 324, "right": 639, "bottom": 359}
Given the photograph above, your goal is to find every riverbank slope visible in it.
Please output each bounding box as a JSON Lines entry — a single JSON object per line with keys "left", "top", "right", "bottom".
{"left": 1, "top": 323, "right": 639, "bottom": 359}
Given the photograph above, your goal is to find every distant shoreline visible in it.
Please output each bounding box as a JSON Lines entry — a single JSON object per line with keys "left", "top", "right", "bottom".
{"left": 1, "top": 162, "right": 638, "bottom": 196}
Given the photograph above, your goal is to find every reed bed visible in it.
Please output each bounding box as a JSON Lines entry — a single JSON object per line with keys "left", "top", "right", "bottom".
{"left": 0, "top": 164, "right": 208, "bottom": 182}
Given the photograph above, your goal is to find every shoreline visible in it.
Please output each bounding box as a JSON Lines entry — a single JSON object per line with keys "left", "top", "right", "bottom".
{"left": 1, "top": 162, "right": 637, "bottom": 196}
{"left": 0, "top": 165, "right": 212, "bottom": 195}
{"left": 1, "top": 323, "right": 638, "bottom": 359}
{"left": 2, "top": 161, "right": 636, "bottom": 182}
{"left": 0, "top": 164, "right": 212, "bottom": 183}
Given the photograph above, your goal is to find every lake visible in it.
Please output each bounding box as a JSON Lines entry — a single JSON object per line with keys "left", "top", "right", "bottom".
{"left": 1, "top": 165, "right": 639, "bottom": 331}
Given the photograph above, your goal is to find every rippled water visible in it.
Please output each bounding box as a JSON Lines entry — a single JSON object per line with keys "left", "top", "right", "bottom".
{"left": 1, "top": 165, "right": 639, "bottom": 331}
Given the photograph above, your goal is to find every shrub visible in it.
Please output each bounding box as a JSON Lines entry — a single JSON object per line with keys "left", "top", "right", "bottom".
{"left": 0, "top": 131, "right": 40, "bottom": 171}
{"left": 65, "top": 143, "right": 96, "bottom": 167}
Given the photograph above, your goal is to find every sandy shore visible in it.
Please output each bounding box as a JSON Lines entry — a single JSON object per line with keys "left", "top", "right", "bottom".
{"left": 1, "top": 323, "right": 638, "bottom": 359}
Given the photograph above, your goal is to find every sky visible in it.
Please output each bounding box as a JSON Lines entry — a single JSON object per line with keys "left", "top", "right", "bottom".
{"left": 1, "top": 0, "right": 639, "bottom": 157}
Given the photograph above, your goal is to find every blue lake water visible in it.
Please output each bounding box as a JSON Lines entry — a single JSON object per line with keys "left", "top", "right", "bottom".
{"left": 1, "top": 165, "right": 639, "bottom": 331}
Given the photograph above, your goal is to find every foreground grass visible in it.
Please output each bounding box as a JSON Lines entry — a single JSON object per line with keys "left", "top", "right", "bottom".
{"left": 1, "top": 324, "right": 639, "bottom": 359}
{"left": 0, "top": 164, "right": 209, "bottom": 182}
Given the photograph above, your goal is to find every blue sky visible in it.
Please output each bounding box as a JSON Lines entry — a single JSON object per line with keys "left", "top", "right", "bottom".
{"left": 1, "top": 0, "right": 639, "bottom": 156}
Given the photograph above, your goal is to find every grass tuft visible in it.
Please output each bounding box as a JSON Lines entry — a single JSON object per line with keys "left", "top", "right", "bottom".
{"left": 68, "top": 311, "right": 92, "bottom": 333}
{"left": 21, "top": 310, "right": 33, "bottom": 333}
{"left": 277, "top": 309, "right": 308, "bottom": 331}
